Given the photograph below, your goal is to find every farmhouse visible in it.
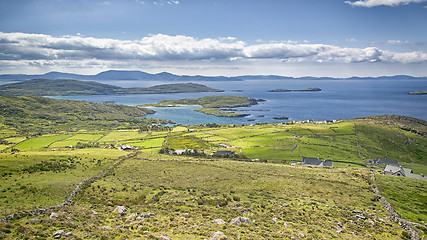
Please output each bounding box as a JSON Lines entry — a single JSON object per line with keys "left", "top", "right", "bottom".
{"left": 213, "top": 150, "right": 236, "bottom": 158}
{"left": 301, "top": 157, "right": 333, "bottom": 167}
{"left": 373, "top": 158, "right": 400, "bottom": 166}
{"left": 169, "top": 149, "right": 187, "bottom": 155}
{"left": 168, "top": 149, "right": 203, "bottom": 155}
{"left": 384, "top": 165, "right": 426, "bottom": 179}
{"left": 118, "top": 144, "right": 139, "bottom": 151}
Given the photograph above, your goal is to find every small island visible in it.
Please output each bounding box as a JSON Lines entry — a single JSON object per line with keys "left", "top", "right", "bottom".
{"left": 273, "top": 116, "right": 289, "bottom": 120}
{"left": 143, "top": 95, "right": 260, "bottom": 117}
{"left": 409, "top": 91, "right": 427, "bottom": 95}
{"left": 269, "top": 87, "right": 321, "bottom": 92}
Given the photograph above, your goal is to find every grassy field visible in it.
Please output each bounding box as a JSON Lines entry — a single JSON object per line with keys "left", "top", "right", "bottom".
{"left": 376, "top": 174, "right": 427, "bottom": 224}
{"left": 12, "top": 134, "right": 71, "bottom": 151}
{"left": 0, "top": 115, "right": 426, "bottom": 239}
{"left": 0, "top": 149, "right": 129, "bottom": 213}
{"left": 0, "top": 150, "right": 410, "bottom": 239}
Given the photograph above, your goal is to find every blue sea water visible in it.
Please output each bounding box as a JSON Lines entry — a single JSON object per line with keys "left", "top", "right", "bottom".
{"left": 51, "top": 79, "right": 427, "bottom": 125}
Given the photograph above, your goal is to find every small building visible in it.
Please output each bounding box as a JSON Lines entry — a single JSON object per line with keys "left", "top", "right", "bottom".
{"left": 213, "top": 151, "right": 236, "bottom": 158}
{"left": 118, "top": 144, "right": 139, "bottom": 151}
{"left": 301, "top": 157, "right": 333, "bottom": 167}
{"left": 374, "top": 158, "right": 400, "bottom": 166}
{"left": 169, "top": 149, "right": 187, "bottom": 155}
{"left": 384, "top": 165, "right": 426, "bottom": 179}
{"left": 168, "top": 149, "right": 203, "bottom": 155}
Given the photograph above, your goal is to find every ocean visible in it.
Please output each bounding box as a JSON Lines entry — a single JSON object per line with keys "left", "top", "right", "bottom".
{"left": 50, "top": 78, "right": 427, "bottom": 125}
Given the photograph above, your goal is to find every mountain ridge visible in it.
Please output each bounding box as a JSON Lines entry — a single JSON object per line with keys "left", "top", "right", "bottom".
{"left": 0, "top": 70, "right": 426, "bottom": 82}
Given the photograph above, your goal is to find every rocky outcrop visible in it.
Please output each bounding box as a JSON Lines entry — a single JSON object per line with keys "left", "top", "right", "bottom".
{"left": 229, "top": 217, "right": 252, "bottom": 226}
{"left": 113, "top": 206, "right": 127, "bottom": 216}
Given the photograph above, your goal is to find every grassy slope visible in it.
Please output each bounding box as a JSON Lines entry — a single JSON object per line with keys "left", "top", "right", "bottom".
{"left": 0, "top": 96, "right": 158, "bottom": 136}
{"left": 0, "top": 79, "right": 221, "bottom": 96}
{"left": 0, "top": 115, "right": 425, "bottom": 239}
{"left": 1, "top": 150, "right": 406, "bottom": 239}
{"left": 0, "top": 149, "right": 129, "bottom": 212}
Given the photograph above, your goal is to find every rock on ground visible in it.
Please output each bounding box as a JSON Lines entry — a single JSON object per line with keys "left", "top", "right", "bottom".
{"left": 52, "top": 230, "right": 65, "bottom": 238}
{"left": 112, "top": 206, "right": 127, "bottom": 216}
{"left": 126, "top": 212, "right": 138, "bottom": 221}
{"left": 212, "top": 219, "right": 226, "bottom": 225}
{"left": 210, "top": 231, "right": 229, "bottom": 240}
{"left": 229, "top": 217, "right": 252, "bottom": 226}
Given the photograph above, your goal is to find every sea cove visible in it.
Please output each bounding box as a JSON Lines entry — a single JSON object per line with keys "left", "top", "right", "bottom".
{"left": 49, "top": 78, "right": 427, "bottom": 125}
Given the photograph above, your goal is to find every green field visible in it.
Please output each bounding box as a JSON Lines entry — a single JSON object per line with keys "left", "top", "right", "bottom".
{"left": 12, "top": 134, "right": 71, "bottom": 151}
{"left": 0, "top": 113, "right": 426, "bottom": 239}
{"left": 376, "top": 174, "right": 427, "bottom": 225}
{"left": 0, "top": 149, "right": 129, "bottom": 213}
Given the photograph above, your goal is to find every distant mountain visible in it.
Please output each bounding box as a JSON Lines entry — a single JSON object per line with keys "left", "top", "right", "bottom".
{"left": 0, "top": 79, "right": 223, "bottom": 96}
{"left": 0, "top": 70, "right": 425, "bottom": 82}
{"left": 239, "top": 74, "right": 426, "bottom": 80}
{"left": 0, "top": 70, "right": 243, "bottom": 82}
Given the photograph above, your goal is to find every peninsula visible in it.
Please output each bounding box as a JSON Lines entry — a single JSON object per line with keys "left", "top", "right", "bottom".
{"left": 409, "top": 91, "right": 427, "bottom": 95}
{"left": 0, "top": 79, "right": 223, "bottom": 96}
{"left": 144, "top": 95, "right": 260, "bottom": 117}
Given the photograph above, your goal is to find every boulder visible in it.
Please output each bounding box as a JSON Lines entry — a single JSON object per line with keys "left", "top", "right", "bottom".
{"left": 229, "top": 217, "right": 252, "bottom": 226}
{"left": 210, "top": 231, "right": 228, "bottom": 240}
{"left": 52, "top": 230, "right": 65, "bottom": 238}
{"left": 50, "top": 212, "right": 59, "bottom": 219}
{"left": 212, "top": 219, "right": 226, "bottom": 225}
{"left": 141, "top": 212, "right": 156, "bottom": 218}
{"left": 126, "top": 213, "right": 138, "bottom": 221}
{"left": 113, "top": 206, "right": 127, "bottom": 216}
{"left": 157, "top": 236, "right": 172, "bottom": 240}
{"left": 64, "top": 232, "right": 73, "bottom": 237}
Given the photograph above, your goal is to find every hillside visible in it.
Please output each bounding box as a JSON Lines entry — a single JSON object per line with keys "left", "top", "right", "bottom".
{"left": 0, "top": 95, "right": 160, "bottom": 135}
{"left": 0, "top": 117, "right": 426, "bottom": 239}
{"left": 0, "top": 94, "right": 426, "bottom": 239}
{"left": 0, "top": 79, "right": 222, "bottom": 96}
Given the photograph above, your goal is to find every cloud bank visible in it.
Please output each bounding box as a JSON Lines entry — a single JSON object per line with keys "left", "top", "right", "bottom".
{"left": 0, "top": 32, "right": 426, "bottom": 70}
{"left": 345, "top": 0, "right": 427, "bottom": 7}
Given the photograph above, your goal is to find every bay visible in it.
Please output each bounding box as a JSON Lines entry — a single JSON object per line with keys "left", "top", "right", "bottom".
{"left": 51, "top": 78, "right": 427, "bottom": 125}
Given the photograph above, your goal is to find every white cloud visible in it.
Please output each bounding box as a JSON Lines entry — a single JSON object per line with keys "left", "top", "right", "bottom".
{"left": 0, "top": 32, "right": 426, "bottom": 70}
{"left": 345, "top": 0, "right": 427, "bottom": 7}
{"left": 154, "top": 0, "right": 179, "bottom": 6}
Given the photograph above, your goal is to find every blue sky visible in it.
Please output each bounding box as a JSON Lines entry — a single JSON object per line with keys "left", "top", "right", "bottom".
{"left": 1, "top": 0, "right": 427, "bottom": 77}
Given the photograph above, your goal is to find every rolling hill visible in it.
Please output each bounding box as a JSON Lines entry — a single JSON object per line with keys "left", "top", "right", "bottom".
{"left": 0, "top": 79, "right": 222, "bottom": 96}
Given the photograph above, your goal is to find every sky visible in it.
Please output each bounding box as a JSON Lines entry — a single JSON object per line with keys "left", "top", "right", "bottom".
{"left": 0, "top": 0, "right": 427, "bottom": 77}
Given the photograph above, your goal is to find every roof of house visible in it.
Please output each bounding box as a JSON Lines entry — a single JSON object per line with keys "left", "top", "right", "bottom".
{"left": 215, "top": 150, "right": 235, "bottom": 155}
{"left": 376, "top": 158, "right": 399, "bottom": 166}
{"left": 301, "top": 157, "right": 333, "bottom": 167}
{"left": 385, "top": 165, "right": 401, "bottom": 173}
{"left": 301, "top": 157, "right": 321, "bottom": 166}
{"left": 321, "top": 161, "right": 333, "bottom": 167}
{"left": 384, "top": 165, "right": 426, "bottom": 179}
